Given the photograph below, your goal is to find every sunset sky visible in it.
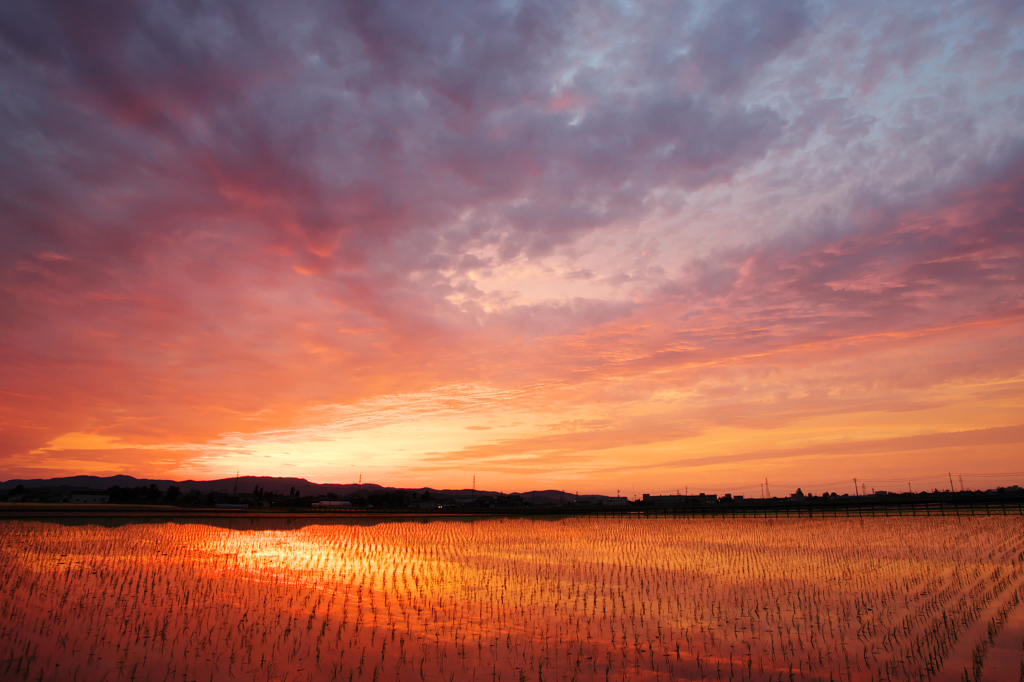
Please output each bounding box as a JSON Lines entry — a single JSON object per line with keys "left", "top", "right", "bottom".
{"left": 1, "top": 0, "right": 1022, "bottom": 496}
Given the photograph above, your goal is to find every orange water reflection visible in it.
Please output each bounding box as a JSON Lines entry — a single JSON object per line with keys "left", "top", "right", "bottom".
{"left": 1, "top": 516, "right": 1022, "bottom": 681}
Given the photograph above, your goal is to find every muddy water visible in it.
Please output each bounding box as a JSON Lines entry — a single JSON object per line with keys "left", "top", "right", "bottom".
{"left": 1, "top": 516, "right": 1022, "bottom": 682}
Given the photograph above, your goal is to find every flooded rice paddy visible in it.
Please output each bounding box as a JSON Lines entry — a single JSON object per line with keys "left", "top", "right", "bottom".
{"left": 1, "top": 515, "right": 1022, "bottom": 682}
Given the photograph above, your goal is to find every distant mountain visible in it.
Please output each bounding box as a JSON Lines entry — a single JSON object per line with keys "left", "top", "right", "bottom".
{"left": 0, "top": 475, "right": 384, "bottom": 497}
{"left": 0, "top": 475, "right": 621, "bottom": 504}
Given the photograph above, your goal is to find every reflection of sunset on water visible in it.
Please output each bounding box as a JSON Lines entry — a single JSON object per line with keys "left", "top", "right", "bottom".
{"left": 2, "top": 516, "right": 1022, "bottom": 681}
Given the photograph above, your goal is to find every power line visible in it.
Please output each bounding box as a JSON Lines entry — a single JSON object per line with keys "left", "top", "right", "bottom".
{"left": 595, "top": 470, "right": 1024, "bottom": 498}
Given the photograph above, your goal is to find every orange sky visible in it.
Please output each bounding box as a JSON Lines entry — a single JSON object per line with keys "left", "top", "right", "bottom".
{"left": 2, "top": 0, "right": 1023, "bottom": 495}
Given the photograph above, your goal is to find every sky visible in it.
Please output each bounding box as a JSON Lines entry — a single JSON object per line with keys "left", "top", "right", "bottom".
{"left": 1, "top": 0, "right": 1023, "bottom": 497}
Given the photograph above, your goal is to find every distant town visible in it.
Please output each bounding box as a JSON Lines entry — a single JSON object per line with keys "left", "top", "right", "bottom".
{"left": 1, "top": 475, "right": 1022, "bottom": 513}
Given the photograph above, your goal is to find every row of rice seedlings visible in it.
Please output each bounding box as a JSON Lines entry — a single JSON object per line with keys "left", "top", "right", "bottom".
{"left": 962, "top": 583, "right": 1024, "bottom": 681}
{"left": 0, "top": 515, "right": 1021, "bottom": 681}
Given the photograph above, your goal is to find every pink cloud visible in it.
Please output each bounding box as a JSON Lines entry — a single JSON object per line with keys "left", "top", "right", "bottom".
{"left": 0, "top": 0, "right": 1022, "bottom": 487}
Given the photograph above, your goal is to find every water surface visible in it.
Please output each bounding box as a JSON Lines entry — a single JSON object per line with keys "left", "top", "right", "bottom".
{"left": 1, "top": 515, "right": 1021, "bottom": 681}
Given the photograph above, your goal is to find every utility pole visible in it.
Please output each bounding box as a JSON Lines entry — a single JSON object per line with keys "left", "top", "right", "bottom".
{"left": 959, "top": 475, "right": 964, "bottom": 492}
{"left": 948, "top": 472, "right": 954, "bottom": 493}
{"left": 862, "top": 483, "right": 866, "bottom": 496}
{"left": 853, "top": 478, "right": 858, "bottom": 496}
{"left": 908, "top": 482, "right": 912, "bottom": 493}
{"left": 764, "top": 478, "right": 771, "bottom": 498}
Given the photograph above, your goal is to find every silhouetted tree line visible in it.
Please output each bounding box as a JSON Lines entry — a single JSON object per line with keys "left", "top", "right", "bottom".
{"left": 347, "top": 491, "right": 410, "bottom": 508}
{"left": 4, "top": 481, "right": 1019, "bottom": 509}
{"left": 107, "top": 484, "right": 165, "bottom": 503}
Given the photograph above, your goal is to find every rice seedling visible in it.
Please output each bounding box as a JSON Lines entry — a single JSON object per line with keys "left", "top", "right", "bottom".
{"left": 0, "top": 515, "right": 1021, "bottom": 681}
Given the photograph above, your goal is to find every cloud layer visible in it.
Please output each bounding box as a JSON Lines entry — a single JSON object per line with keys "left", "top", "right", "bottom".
{"left": 1, "top": 0, "right": 1022, "bottom": 492}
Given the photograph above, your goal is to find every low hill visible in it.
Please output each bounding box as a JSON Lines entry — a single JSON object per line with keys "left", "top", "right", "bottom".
{"left": 0, "top": 475, "right": 621, "bottom": 505}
